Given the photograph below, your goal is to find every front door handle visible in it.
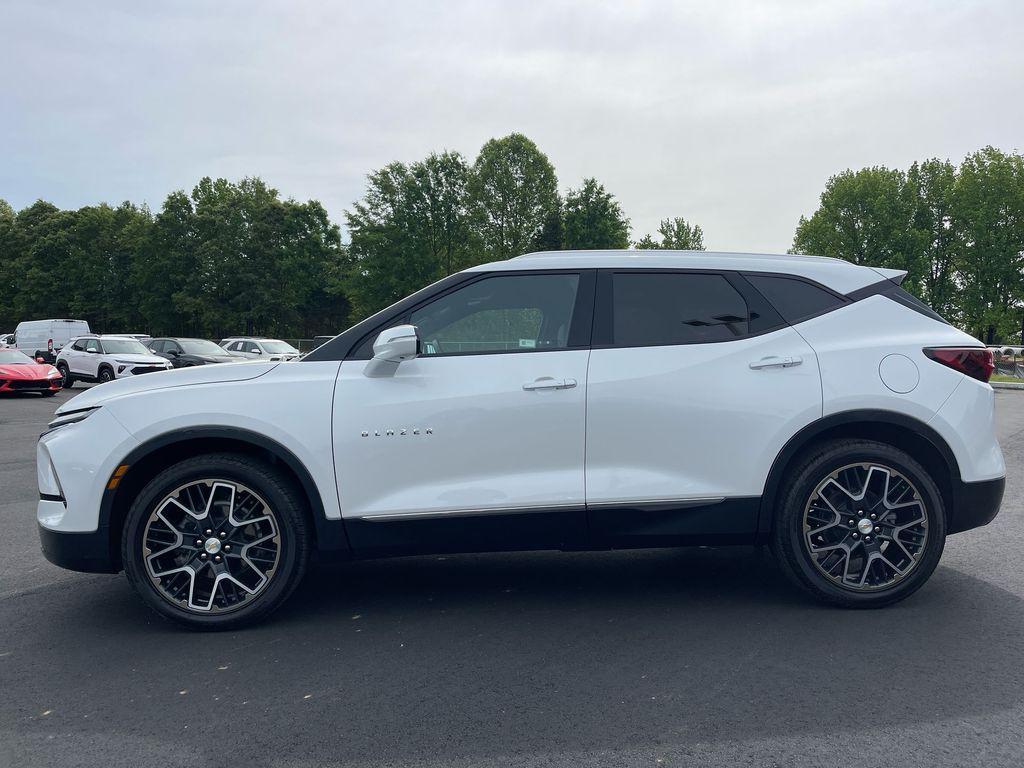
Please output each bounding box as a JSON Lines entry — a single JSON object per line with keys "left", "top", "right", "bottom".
{"left": 523, "top": 377, "right": 578, "bottom": 391}
{"left": 749, "top": 355, "right": 803, "bottom": 370}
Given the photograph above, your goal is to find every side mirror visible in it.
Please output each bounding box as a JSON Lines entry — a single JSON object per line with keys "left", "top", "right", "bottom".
{"left": 252, "top": 349, "right": 262, "bottom": 355}
{"left": 168, "top": 349, "right": 180, "bottom": 356}
{"left": 364, "top": 324, "right": 420, "bottom": 378}
{"left": 86, "top": 348, "right": 99, "bottom": 354}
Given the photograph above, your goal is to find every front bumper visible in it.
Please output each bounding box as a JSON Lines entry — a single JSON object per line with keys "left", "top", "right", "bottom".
{"left": 0, "top": 377, "right": 61, "bottom": 392}
{"left": 38, "top": 518, "right": 118, "bottom": 573}
{"left": 950, "top": 476, "right": 1005, "bottom": 534}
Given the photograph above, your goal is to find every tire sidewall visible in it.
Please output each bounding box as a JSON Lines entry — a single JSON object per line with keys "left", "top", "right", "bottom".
{"left": 122, "top": 454, "right": 308, "bottom": 629}
{"left": 99, "top": 366, "right": 114, "bottom": 383}
{"left": 56, "top": 362, "right": 73, "bottom": 388}
{"left": 777, "top": 441, "right": 947, "bottom": 607}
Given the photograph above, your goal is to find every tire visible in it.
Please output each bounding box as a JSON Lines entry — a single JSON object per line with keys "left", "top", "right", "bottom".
{"left": 122, "top": 453, "right": 311, "bottom": 630}
{"left": 98, "top": 366, "right": 115, "bottom": 383}
{"left": 56, "top": 362, "right": 74, "bottom": 388}
{"left": 772, "top": 439, "right": 946, "bottom": 608}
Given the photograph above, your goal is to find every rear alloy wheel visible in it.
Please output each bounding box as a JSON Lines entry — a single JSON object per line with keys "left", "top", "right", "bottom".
{"left": 56, "top": 362, "right": 73, "bottom": 388}
{"left": 123, "top": 454, "right": 310, "bottom": 629}
{"left": 773, "top": 440, "right": 945, "bottom": 607}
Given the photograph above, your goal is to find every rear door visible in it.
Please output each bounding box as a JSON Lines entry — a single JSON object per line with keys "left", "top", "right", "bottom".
{"left": 585, "top": 269, "right": 822, "bottom": 546}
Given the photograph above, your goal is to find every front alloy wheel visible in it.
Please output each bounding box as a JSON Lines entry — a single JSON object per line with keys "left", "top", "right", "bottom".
{"left": 143, "top": 479, "right": 281, "bottom": 613}
{"left": 773, "top": 439, "right": 945, "bottom": 608}
{"left": 123, "top": 453, "right": 310, "bottom": 629}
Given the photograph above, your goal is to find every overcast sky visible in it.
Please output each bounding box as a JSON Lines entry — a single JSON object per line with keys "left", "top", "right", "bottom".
{"left": 3, "top": 0, "right": 1022, "bottom": 252}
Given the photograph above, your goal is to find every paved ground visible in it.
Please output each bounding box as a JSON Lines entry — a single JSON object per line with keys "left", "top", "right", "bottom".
{"left": 1, "top": 386, "right": 1022, "bottom": 768}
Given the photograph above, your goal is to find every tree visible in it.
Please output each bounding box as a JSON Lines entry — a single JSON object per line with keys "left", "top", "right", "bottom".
{"left": 791, "top": 167, "right": 917, "bottom": 284}
{"left": 906, "top": 159, "right": 958, "bottom": 320}
{"left": 344, "top": 152, "right": 478, "bottom": 321}
{"left": 951, "top": 147, "right": 1024, "bottom": 342}
{"left": 531, "top": 197, "right": 564, "bottom": 252}
{"left": 562, "top": 178, "right": 630, "bottom": 249}
{"left": 635, "top": 217, "right": 705, "bottom": 250}
{"left": 469, "top": 133, "right": 558, "bottom": 260}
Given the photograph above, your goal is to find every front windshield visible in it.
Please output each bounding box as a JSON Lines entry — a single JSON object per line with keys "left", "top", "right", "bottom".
{"left": 180, "top": 339, "right": 228, "bottom": 355}
{"left": 101, "top": 338, "right": 151, "bottom": 355}
{"left": 260, "top": 340, "right": 299, "bottom": 354}
{"left": 0, "top": 350, "right": 35, "bottom": 364}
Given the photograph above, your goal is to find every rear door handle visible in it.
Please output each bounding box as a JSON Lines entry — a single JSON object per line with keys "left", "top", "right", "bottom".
{"left": 749, "top": 355, "right": 803, "bottom": 370}
{"left": 523, "top": 377, "right": 578, "bottom": 391}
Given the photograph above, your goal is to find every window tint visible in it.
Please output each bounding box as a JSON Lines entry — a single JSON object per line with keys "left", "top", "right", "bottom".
{"left": 72, "top": 339, "right": 87, "bottom": 351}
{"left": 745, "top": 274, "right": 845, "bottom": 323}
{"left": 149, "top": 340, "right": 165, "bottom": 353}
{"left": 611, "top": 273, "right": 750, "bottom": 346}
{"left": 410, "top": 274, "right": 580, "bottom": 355}
{"left": 85, "top": 339, "right": 101, "bottom": 353}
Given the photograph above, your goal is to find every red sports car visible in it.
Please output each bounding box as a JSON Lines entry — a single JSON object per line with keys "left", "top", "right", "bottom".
{"left": 0, "top": 349, "right": 62, "bottom": 396}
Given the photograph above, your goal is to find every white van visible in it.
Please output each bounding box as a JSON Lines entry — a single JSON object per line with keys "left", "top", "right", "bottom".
{"left": 14, "top": 319, "right": 91, "bottom": 363}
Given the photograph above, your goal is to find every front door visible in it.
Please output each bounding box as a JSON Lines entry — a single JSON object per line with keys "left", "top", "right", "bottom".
{"left": 333, "top": 271, "right": 593, "bottom": 555}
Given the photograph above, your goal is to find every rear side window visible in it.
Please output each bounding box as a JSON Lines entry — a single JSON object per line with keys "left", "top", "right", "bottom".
{"left": 610, "top": 273, "right": 751, "bottom": 346}
{"left": 745, "top": 274, "right": 846, "bottom": 323}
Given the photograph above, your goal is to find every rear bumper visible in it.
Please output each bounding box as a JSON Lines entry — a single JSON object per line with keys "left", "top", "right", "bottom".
{"left": 38, "top": 522, "right": 118, "bottom": 573}
{"left": 949, "top": 476, "right": 1005, "bottom": 534}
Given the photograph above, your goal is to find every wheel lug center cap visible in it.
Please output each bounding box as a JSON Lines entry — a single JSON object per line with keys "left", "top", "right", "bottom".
{"left": 204, "top": 537, "right": 222, "bottom": 555}
{"left": 857, "top": 518, "right": 874, "bottom": 535}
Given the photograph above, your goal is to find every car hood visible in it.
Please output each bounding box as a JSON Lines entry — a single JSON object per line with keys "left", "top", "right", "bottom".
{"left": 0, "top": 363, "right": 58, "bottom": 379}
{"left": 56, "top": 360, "right": 279, "bottom": 414}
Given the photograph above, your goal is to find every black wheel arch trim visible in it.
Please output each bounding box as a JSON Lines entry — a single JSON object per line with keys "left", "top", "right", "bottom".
{"left": 97, "top": 425, "right": 351, "bottom": 571}
{"left": 757, "top": 409, "right": 965, "bottom": 538}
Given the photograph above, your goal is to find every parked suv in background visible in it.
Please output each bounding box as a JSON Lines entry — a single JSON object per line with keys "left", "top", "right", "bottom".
{"left": 148, "top": 337, "right": 241, "bottom": 368}
{"left": 37, "top": 250, "right": 1004, "bottom": 629}
{"left": 55, "top": 335, "right": 172, "bottom": 386}
{"left": 219, "top": 337, "right": 300, "bottom": 361}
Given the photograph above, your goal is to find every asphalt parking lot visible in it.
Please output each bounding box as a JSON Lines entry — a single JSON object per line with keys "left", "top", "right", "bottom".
{"left": 1, "top": 387, "right": 1022, "bottom": 768}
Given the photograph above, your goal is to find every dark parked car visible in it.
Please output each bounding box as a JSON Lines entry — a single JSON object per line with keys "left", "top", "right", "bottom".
{"left": 148, "top": 338, "right": 242, "bottom": 368}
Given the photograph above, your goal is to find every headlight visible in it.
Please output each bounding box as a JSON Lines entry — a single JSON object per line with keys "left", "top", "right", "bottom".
{"left": 36, "top": 441, "right": 64, "bottom": 499}
{"left": 45, "top": 406, "right": 100, "bottom": 433}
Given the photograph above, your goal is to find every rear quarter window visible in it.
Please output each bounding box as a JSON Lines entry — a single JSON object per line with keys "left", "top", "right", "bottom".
{"left": 744, "top": 274, "right": 847, "bottom": 323}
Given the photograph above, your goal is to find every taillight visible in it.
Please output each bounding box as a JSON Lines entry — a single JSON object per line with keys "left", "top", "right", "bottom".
{"left": 923, "top": 347, "right": 994, "bottom": 383}
{"left": 47, "top": 338, "right": 53, "bottom": 352}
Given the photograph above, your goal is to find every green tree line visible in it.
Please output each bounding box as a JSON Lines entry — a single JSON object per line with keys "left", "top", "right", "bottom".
{"left": 792, "top": 146, "right": 1024, "bottom": 343}
{"left": 2, "top": 136, "right": 1021, "bottom": 343}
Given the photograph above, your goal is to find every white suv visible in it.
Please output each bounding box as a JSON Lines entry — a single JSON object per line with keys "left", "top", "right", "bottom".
{"left": 36, "top": 251, "right": 1005, "bottom": 629}
{"left": 55, "top": 335, "right": 172, "bottom": 386}
{"left": 219, "top": 337, "right": 300, "bottom": 361}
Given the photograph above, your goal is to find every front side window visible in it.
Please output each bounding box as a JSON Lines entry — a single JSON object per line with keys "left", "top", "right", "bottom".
{"left": 149, "top": 340, "right": 166, "bottom": 353}
{"left": 244, "top": 341, "right": 260, "bottom": 354}
{"left": 85, "top": 339, "right": 101, "bottom": 353}
{"left": 610, "top": 273, "right": 750, "bottom": 346}
{"left": 410, "top": 273, "right": 580, "bottom": 356}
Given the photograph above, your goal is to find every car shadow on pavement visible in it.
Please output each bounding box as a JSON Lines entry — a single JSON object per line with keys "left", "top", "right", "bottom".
{"left": 2, "top": 546, "right": 1023, "bottom": 766}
